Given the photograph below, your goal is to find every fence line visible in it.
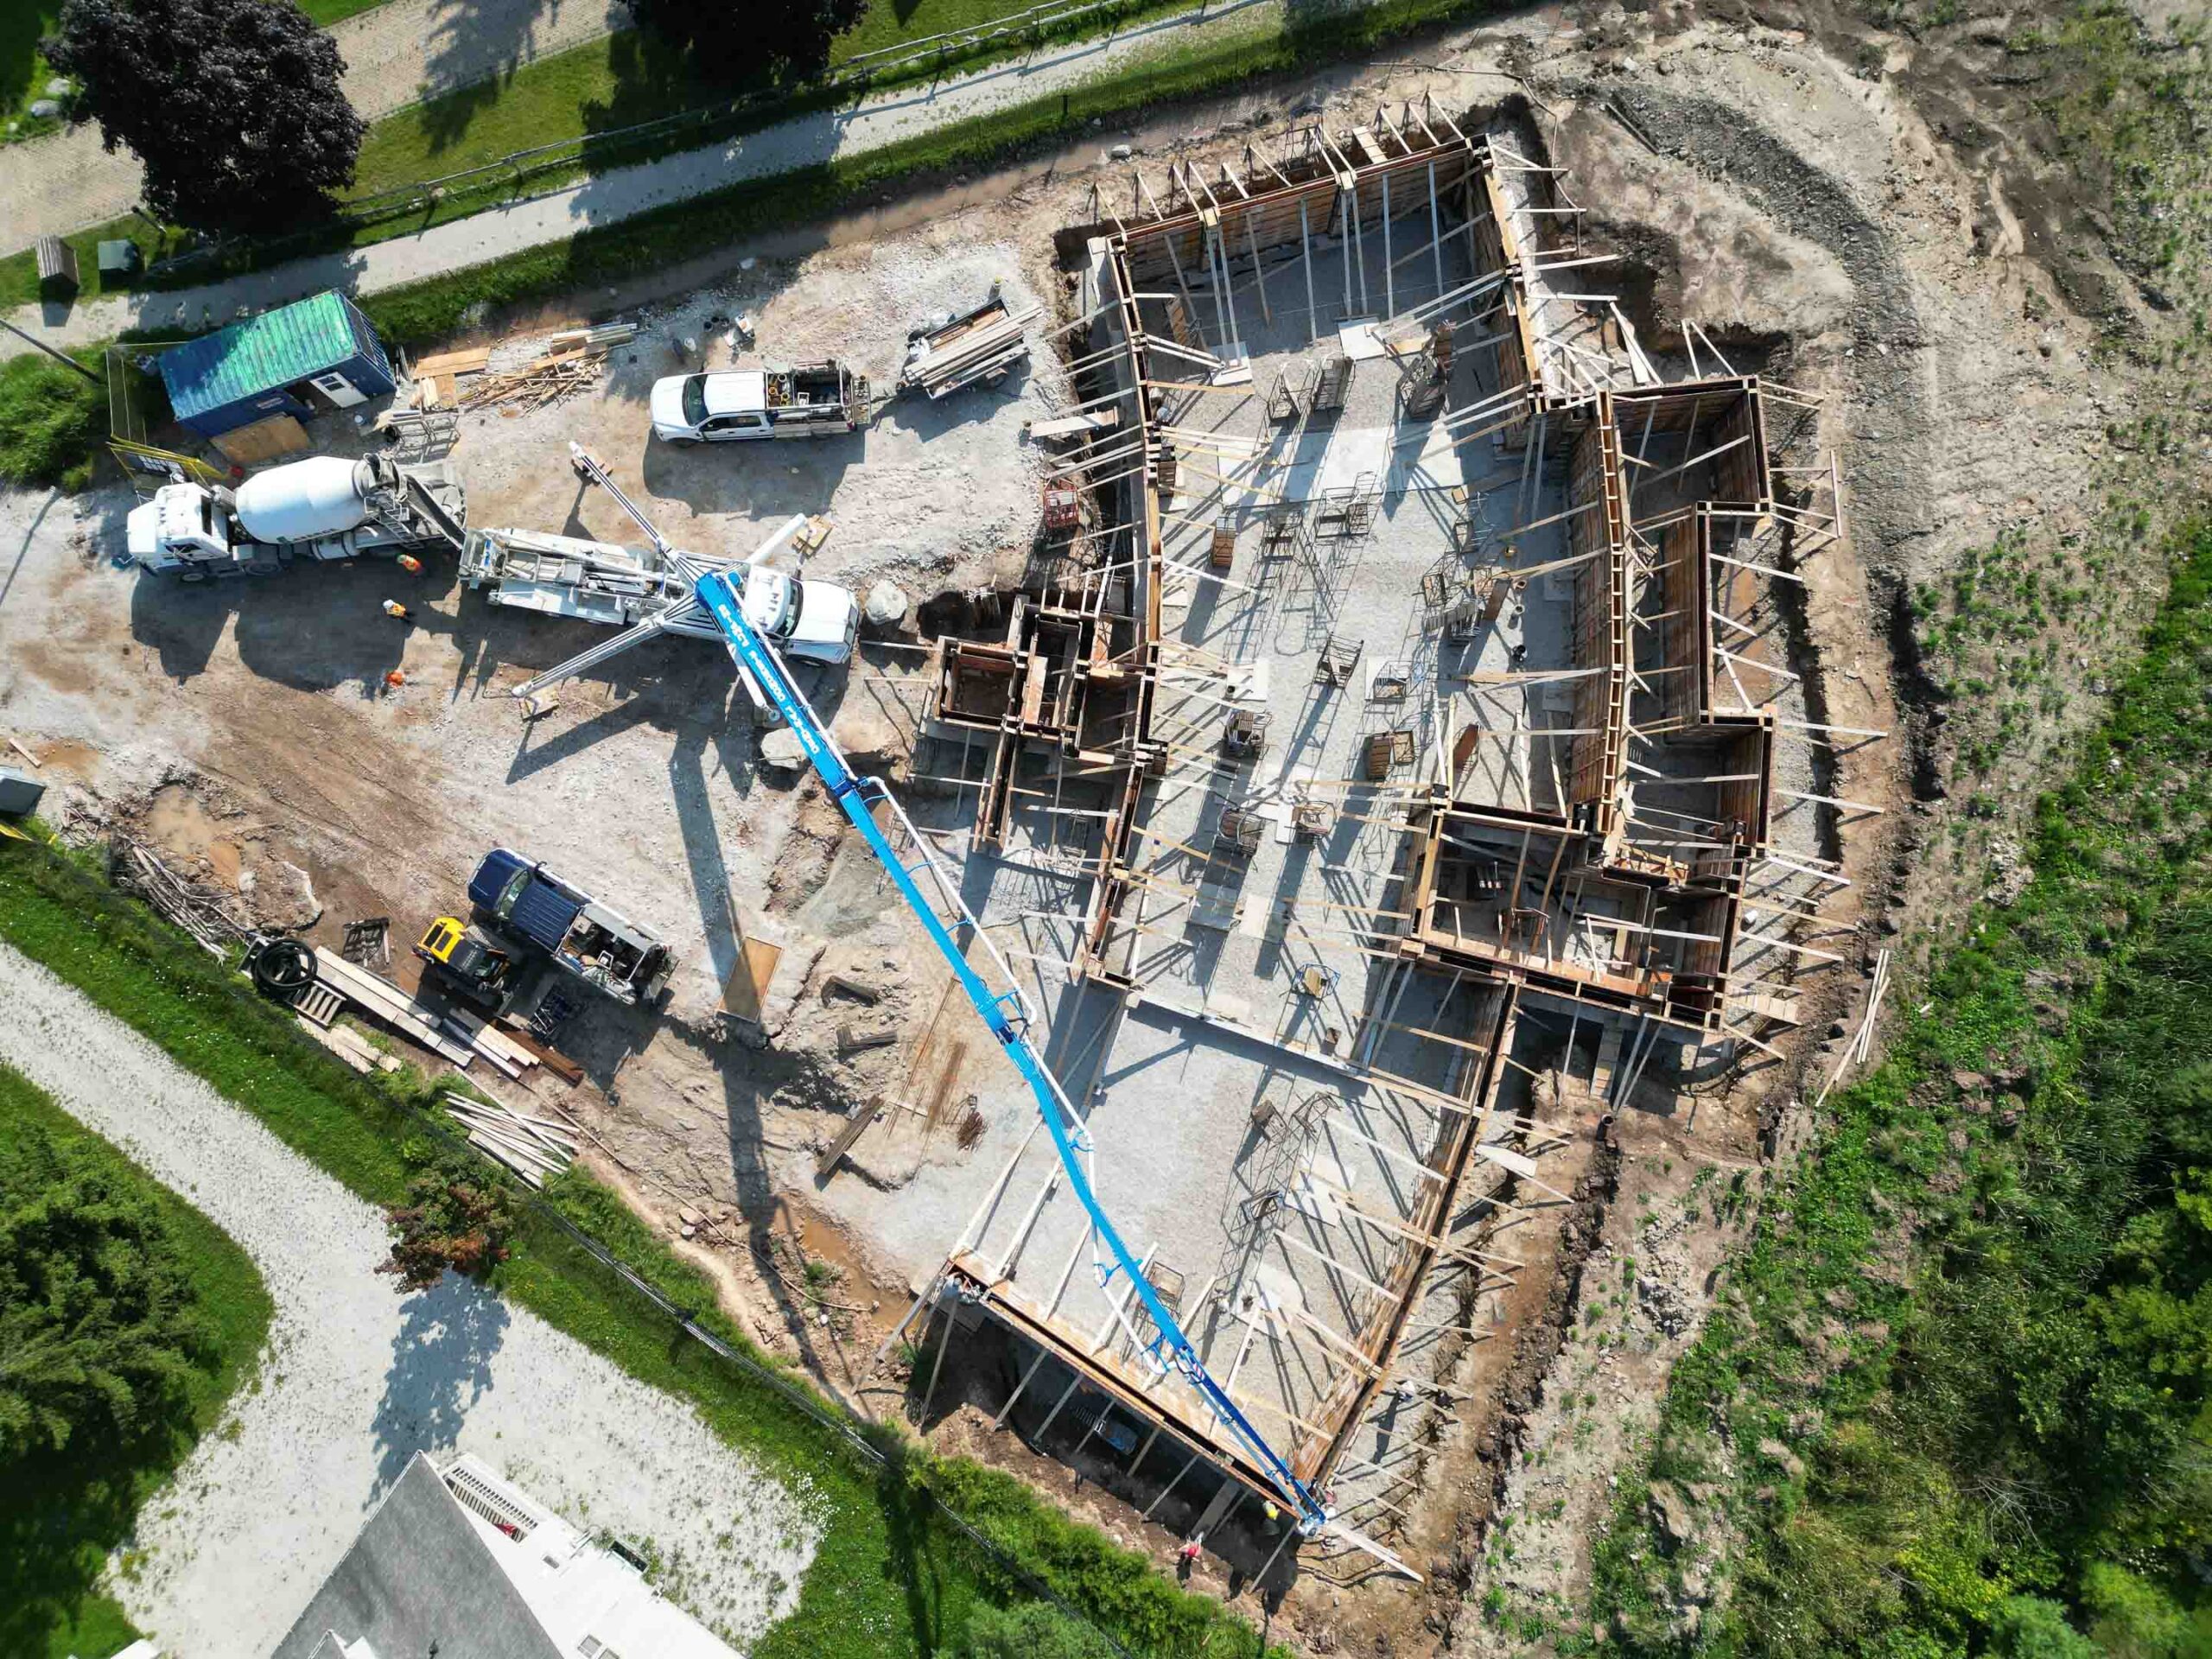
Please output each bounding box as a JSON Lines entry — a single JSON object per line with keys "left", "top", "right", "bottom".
{"left": 146, "top": 0, "right": 1221, "bottom": 283}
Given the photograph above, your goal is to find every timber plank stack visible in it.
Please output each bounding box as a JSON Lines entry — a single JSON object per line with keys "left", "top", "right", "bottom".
{"left": 901, "top": 297, "right": 1039, "bottom": 399}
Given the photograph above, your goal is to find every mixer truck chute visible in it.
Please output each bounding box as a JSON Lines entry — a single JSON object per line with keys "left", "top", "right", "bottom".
{"left": 124, "top": 453, "right": 466, "bottom": 579}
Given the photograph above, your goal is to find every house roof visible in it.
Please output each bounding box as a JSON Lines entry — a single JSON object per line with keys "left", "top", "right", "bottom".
{"left": 159, "top": 291, "right": 367, "bottom": 422}
{"left": 269, "top": 1452, "right": 564, "bottom": 1659}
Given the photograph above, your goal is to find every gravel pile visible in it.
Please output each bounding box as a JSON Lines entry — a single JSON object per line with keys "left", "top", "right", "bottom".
{"left": 0, "top": 942, "right": 819, "bottom": 1657}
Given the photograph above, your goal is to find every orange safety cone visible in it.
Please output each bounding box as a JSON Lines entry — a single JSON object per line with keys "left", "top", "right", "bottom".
{"left": 382, "top": 600, "right": 411, "bottom": 620}
{"left": 396, "top": 554, "right": 425, "bottom": 575}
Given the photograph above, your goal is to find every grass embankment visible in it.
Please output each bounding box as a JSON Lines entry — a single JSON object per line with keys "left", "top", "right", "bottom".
{"left": 0, "top": 0, "right": 1490, "bottom": 324}
{"left": 0, "top": 349, "right": 105, "bottom": 489}
{"left": 0, "top": 0, "right": 1198, "bottom": 308}
{"left": 0, "top": 838, "right": 1286, "bottom": 1659}
{"left": 0, "top": 1063, "right": 274, "bottom": 1659}
{"left": 359, "top": 0, "right": 1496, "bottom": 350}
{"left": 1587, "top": 519, "right": 2212, "bottom": 1657}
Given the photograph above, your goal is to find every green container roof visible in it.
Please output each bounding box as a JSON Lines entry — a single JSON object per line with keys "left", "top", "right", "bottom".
{"left": 160, "top": 291, "right": 365, "bottom": 422}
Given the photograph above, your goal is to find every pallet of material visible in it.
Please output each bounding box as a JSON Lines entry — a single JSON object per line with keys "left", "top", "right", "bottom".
{"left": 410, "top": 346, "right": 493, "bottom": 378}
{"left": 899, "top": 297, "right": 1039, "bottom": 399}
{"left": 463, "top": 353, "right": 603, "bottom": 412}
{"left": 1027, "top": 410, "right": 1119, "bottom": 442}
{"left": 308, "top": 947, "right": 476, "bottom": 1066}
{"left": 541, "top": 323, "right": 637, "bottom": 350}
{"left": 442, "top": 1005, "right": 539, "bottom": 1081}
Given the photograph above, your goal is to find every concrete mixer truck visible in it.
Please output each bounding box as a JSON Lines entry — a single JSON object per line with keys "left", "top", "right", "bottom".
{"left": 125, "top": 453, "right": 467, "bottom": 580}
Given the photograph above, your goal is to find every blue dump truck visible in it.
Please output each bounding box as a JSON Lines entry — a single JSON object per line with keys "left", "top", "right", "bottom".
{"left": 416, "top": 849, "right": 675, "bottom": 1009}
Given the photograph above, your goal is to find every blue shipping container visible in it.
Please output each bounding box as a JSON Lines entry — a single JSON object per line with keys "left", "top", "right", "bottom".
{"left": 159, "top": 292, "right": 397, "bottom": 439}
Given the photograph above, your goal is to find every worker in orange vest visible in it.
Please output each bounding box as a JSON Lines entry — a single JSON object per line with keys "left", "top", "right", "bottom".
{"left": 396, "top": 553, "right": 424, "bottom": 575}
{"left": 382, "top": 599, "right": 411, "bottom": 621}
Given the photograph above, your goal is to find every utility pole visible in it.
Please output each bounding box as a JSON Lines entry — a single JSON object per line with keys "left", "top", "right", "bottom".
{"left": 0, "top": 317, "right": 103, "bottom": 385}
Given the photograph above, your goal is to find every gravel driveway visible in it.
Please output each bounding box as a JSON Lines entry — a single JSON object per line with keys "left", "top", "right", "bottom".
{"left": 0, "top": 0, "right": 631, "bottom": 251}
{"left": 0, "top": 940, "right": 817, "bottom": 1658}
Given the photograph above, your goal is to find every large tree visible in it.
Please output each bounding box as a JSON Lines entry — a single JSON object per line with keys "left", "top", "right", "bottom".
{"left": 43, "top": 0, "right": 363, "bottom": 235}
{"left": 626, "top": 0, "right": 866, "bottom": 85}
{"left": 0, "top": 1118, "right": 208, "bottom": 1466}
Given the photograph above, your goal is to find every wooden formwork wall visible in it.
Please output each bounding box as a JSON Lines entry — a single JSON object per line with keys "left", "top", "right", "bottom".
{"left": 1119, "top": 142, "right": 1482, "bottom": 296}
{"left": 1298, "top": 977, "right": 1519, "bottom": 1484}
{"left": 1709, "top": 386, "right": 1770, "bottom": 511}
{"left": 1712, "top": 718, "right": 1775, "bottom": 852}
{"left": 1658, "top": 514, "right": 1707, "bottom": 728}
{"left": 1665, "top": 885, "right": 1738, "bottom": 1016}
{"left": 1566, "top": 409, "right": 1630, "bottom": 821}
{"left": 949, "top": 1254, "right": 1295, "bottom": 1515}
{"left": 1475, "top": 168, "right": 1537, "bottom": 403}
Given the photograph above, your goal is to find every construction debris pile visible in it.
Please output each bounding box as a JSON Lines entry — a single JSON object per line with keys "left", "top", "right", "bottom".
{"left": 109, "top": 835, "right": 254, "bottom": 956}
{"left": 406, "top": 324, "right": 640, "bottom": 416}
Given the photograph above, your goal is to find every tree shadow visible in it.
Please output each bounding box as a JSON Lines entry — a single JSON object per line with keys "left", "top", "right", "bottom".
{"left": 874, "top": 1435, "right": 953, "bottom": 1656}
{"left": 0, "top": 1434, "right": 169, "bottom": 1659}
{"left": 367, "top": 1269, "right": 513, "bottom": 1497}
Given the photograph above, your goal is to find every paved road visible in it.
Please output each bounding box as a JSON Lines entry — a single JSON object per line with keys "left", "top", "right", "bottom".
{"left": 0, "top": 940, "right": 818, "bottom": 1659}
{"left": 0, "top": 0, "right": 632, "bottom": 252}
{"left": 5, "top": 0, "right": 1290, "bottom": 355}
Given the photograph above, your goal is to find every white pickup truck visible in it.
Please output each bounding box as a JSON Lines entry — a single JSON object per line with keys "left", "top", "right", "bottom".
{"left": 649, "top": 362, "right": 871, "bottom": 443}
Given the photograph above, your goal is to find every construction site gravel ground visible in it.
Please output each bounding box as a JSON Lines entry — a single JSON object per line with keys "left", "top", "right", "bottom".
{"left": 0, "top": 0, "right": 2195, "bottom": 1647}
{"left": 0, "top": 942, "right": 819, "bottom": 1658}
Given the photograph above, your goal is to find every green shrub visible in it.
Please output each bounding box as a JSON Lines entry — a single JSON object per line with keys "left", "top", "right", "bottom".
{"left": 0, "top": 1063, "right": 271, "bottom": 1659}
{"left": 1991, "top": 1595, "right": 2101, "bottom": 1659}
{"left": 2080, "top": 1563, "right": 2191, "bottom": 1659}
{"left": 0, "top": 1086, "right": 211, "bottom": 1465}
{"left": 0, "top": 353, "right": 104, "bottom": 491}
{"left": 958, "top": 1599, "right": 1119, "bottom": 1659}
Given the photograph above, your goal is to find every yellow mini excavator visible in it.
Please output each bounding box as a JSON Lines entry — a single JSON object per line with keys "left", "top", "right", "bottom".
{"left": 414, "top": 915, "right": 518, "bottom": 1007}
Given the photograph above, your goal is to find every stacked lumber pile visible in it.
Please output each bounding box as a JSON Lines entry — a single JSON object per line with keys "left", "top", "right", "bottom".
{"left": 442, "top": 1092, "right": 579, "bottom": 1187}
{"left": 309, "top": 947, "right": 477, "bottom": 1065}
{"left": 405, "top": 346, "right": 490, "bottom": 409}
{"left": 301, "top": 1019, "right": 404, "bottom": 1076}
{"left": 462, "top": 324, "right": 639, "bottom": 414}
{"left": 442, "top": 1004, "right": 543, "bottom": 1082}
{"left": 899, "top": 298, "right": 1039, "bottom": 399}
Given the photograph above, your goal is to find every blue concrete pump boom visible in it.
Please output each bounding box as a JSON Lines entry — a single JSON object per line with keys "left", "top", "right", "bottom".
{"left": 693, "top": 569, "right": 1328, "bottom": 1531}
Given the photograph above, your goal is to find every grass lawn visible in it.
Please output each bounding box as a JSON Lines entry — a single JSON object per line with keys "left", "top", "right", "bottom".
{"left": 0, "top": 0, "right": 60, "bottom": 145}
{"left": 0, "top": 836, "right": 1285, "bottom": 1659}
{"left": 831, "top": 0, "right": 1115, "bottom": 60}
{"left": 352, "top": 23, "right": 717, "bottom": 191}
{"left": 299, "top": 0, "right": 396, "bottom": 22}
{"left": 0, "top": 1062, "right": 275, "bottom": 1659}
{"left": 351, "top": 0, "right": 1198, "bottom": 195}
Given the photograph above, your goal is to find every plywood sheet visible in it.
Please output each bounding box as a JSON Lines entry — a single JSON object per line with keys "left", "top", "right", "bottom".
{"left": 212, "top": 414, "right": 308, "bottom": 467}
{"left": 719, "top": 936, "right": 784, "bottom": 1025}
